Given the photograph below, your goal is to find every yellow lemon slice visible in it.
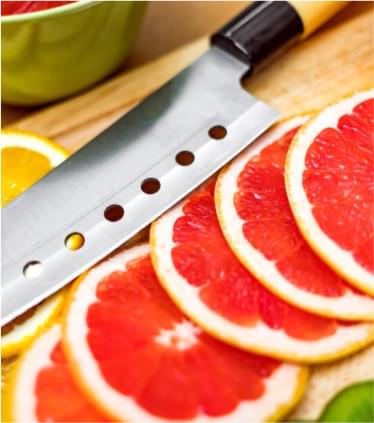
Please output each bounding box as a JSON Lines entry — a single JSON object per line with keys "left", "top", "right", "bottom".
{"left": 1, "top": 292, "right": 67, "bottom": 358}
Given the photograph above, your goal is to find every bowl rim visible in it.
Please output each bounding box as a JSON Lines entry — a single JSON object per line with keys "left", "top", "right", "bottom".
{"left": 1, "top": 0, "right": 102, "bottom": 23}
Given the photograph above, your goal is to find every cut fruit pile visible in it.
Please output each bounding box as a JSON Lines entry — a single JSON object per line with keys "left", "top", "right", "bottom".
{"left": 3, "top": 90, "right": 374, "bottom": 422}
{"left": 151, "top": 179, "right": 373, "bottom": 362}
{"left": 63, "top": 245, "right": 307, "bottom": 422}
{"left": 215, "top": 116, "right": 374, "bottom": 320}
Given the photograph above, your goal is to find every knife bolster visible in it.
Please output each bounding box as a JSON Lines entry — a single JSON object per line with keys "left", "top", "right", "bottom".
{"left": 212, "top": 1, "right": 303, "bottom": 68}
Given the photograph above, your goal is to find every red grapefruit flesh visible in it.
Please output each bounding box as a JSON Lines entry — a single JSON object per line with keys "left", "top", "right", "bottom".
{"left": 286, "top": 91, "right": 374, "bottom": 295}
{"left": 63, "top": 244, "right": 307, "bottom": 422}
{"left": 6, "top": 324, "right": 106, "bottom": 422}
{"left": 215, "top": 116, "right": 374, "bottom": 320}
{"left": 151, "top": 180, "right": 374, "bottom": 362}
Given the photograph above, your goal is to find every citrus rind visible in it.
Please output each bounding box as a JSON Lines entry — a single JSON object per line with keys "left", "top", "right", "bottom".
{"left": 151, "top": 202, "right": 374, "bottom": 364}
{"left": 5, "top": 325, "right": 62, "bottom": 422}
{"left": 215, "top": 116, "right": 374, "bottom": 320}
{"left": 285, "top": 90, "right": 374, "bottom": 295}
{"left": 1, "top": 129, "right": 68, "bottom": 167}
{"left": 63, "top": 244, "right": 308, "bottom": 422}
{"left": 5, "top": 323, "right": 106, "bottom": 422}
{"left": 1, "top": 290, "right": 66, "bottom": 358}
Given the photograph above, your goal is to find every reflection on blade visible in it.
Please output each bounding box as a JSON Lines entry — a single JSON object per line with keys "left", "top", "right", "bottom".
{"left": 2, "top": 47, "right": 278, "bottom": 324}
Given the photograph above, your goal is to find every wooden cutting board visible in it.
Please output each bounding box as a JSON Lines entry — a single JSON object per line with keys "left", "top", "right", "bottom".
{"left": 6, "top": 2, "right": 373, "bottom": 153}
{"left": 4, "top": 2, "right": 374, "bottom": 420}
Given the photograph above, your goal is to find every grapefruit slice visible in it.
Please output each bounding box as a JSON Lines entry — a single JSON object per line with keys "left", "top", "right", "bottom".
{"left": 63, "top": 244, "right": 307, "bottom": 422}
{"left": 1, "top": 290, "right": 66, "bottom": 358}
{"left": 5, "top": 324, "right": 106, "bottom": 422}
{"left": 151, "top": 181, "right": 374, "bottom": 363}
{"left": 215, "top": 116, "right": 374, "bottom": 320}
{"left": 285, "top": 91, "right": 374, "bottom": 295}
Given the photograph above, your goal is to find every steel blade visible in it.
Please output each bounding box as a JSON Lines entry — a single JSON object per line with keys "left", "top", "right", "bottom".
{"left": 2, "top": 47, "right": 278, "bottom": 324}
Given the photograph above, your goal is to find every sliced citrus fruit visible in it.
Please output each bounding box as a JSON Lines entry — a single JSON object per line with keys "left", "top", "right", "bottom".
{"left": 1, "top": 129, "right": 68, "bottom": 206}
{"left": 5, "top": 324, "right": 107, "bottom": 422}
{"left": 151, "top": 180, "right": 374, "bottom": 363}
{"left": 63, "top": 244, "right": 307, "bottom": 422}
{"left": 1, "top": 129, "right": 69, "bottom": 358}
{"left": 1, "top": 296, "right": 66, "bottom": 361}
{"left": 215, "top": 116, "right": 374, "bottom": 321}
{"left": 1, "top": 290, "right": 66, "bottom": 358}
{"left": 2, "top": 356, "right": 17, "bottom": 400}
{"left": 285, "top": 91, "right": 374, "bottom": 295}
{"left": 1, "top": 356, "right": 17, "bottom": 422}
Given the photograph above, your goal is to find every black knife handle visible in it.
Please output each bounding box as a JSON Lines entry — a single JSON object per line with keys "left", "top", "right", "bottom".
{"left": 211, "top": 1, "right": 347, "bottom": 69}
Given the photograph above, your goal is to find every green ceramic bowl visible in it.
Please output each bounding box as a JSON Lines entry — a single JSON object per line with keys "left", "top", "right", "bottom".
{"left": 1, "top": 1, "right": 145, "bottom": 105}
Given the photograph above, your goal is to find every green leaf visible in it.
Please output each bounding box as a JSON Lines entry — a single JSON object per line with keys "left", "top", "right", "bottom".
{"left": 319, "top": 380, "right": 374, "bottom": 422}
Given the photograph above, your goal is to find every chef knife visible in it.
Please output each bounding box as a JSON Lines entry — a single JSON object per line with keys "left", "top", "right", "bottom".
{"left": 2, "top": 1, "right": 347, "bottom": 324}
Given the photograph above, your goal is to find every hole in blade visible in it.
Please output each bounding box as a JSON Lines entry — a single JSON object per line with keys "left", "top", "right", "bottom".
{"left": 104, "top": 204, "right": 125, "bottom": 222}
{"left": 141, "top": 178, "right": 160, "bottom": 195}
{"left": 209, "top": 125, "right": 227, "bottom": 140}
{"left": 23, "top": 261, "right": 42, "bottom": 279}
{"left": 176, "top": 151, "right": 195, "bottom": 166}
{"left": 65, "top": 232, "right": 85, "bottom": 251}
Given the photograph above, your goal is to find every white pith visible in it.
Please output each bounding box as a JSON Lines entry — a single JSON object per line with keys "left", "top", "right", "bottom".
{"left": 2, "top": 291, "right": 64, "bottom": 356}
{"left": 216, "top": 116, "right": 374, "bottom": 320}
{"left": 151, "top": 199, "right": 374, "bottom": 363}
{"left": 1, "top": 131, "right": 67, "bottom": 167}
{"left": 12, "top": 324, "right": 61, "bottom": 422}
{"left": 155, "top": 320, "right": 201, "bottom": 350}
{"left": 285, "top": 90, "right": 374, "bottom": 295}
{"left": 64, "top": 244, "right": 305, "bottom": 422}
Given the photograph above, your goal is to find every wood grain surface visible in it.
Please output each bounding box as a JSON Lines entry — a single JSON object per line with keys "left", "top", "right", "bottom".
{"left": 2, "top": 2, "right": 374, "bottom": 420}
{"left": 1, "top": 1, "right": 247, "bottom": 126}
{"left": 290, "top": 344, "right": 374, "bottom": 420}
{"left": 4, "top": 3, "right": 374, "bottom": 152}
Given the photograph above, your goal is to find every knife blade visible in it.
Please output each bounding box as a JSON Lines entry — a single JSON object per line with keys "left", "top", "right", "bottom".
{"left": 2, "top": 1, "right": 347, "bottom": 324}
